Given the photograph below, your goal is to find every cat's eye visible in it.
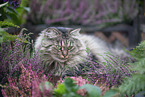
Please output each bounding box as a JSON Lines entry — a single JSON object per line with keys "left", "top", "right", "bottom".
{"left": 56, "top": 45, "right": 61, "bottom": 50}
{"left": 68, "top": 46, "right": 73, "bottom": 50}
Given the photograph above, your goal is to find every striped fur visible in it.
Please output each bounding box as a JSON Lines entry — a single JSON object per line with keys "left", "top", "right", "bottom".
{"left": 35, "top": 27, "right": 130, "bottom": 75}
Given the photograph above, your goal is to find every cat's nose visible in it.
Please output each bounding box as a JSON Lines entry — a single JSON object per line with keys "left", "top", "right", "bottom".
{"left": 63, "top": 51, "right": 68, "bottom": 58}
{"left": 64, "top": 55, "right": 68, "bottom": 58}
{"left": 60, "top": 54, "right": 68, "bottom": 58}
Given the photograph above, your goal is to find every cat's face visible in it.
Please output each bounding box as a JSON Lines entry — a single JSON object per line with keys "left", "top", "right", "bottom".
{"left": 41, "top": 27, "right": 86, "bottom": 63}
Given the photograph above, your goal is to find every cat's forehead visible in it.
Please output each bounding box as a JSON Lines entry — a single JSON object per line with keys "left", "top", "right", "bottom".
{"left": 49, "top": 27, "right": 72, "bottom": 33}
{"left": 49, "top": 27, "right": 73, "bottom": 38}
{"left": 45, "top": 27, "right": 81, "bottom": 40}
{"left": 56, "top": 27, "right": 73, "bottom": 33}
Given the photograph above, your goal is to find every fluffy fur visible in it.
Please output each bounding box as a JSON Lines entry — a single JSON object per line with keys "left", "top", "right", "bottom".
{"left": 35, "top": 27, "right": 130, "bottom": 75}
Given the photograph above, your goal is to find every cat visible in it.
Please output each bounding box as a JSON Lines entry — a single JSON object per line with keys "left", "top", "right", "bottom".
{"left": 35, "top": 27, "right": 130, "bottom": 76}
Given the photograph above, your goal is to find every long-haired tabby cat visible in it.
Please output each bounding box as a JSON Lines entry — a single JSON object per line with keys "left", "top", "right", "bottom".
{"left": 35, "top": 27, "right": 130, "bottom": 76}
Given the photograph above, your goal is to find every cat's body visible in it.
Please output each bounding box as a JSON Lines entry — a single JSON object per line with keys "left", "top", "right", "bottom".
{"left": 35, "top": 27, "right": 130, "bottom": 76}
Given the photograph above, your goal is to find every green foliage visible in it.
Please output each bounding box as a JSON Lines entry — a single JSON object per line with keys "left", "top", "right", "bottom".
{"left": 20, "top": 0, "right": 29, "bottom": 7}
{"left": 130, "top": 58, "right": 145, "bottom": 74}
{"left": 119, "top": 74, "right": 145, "bottom": 96}
{"left": 0, "top": 28, "right": 29, "bottom": 43}
{"left": 53, "top": 78, "right": 81, "bottom": 97}
{"left": 39, "top": 81, "right": 54, "bottom": 92}
{"left": 0, "top": 0, "right": 30, "bottom": 25}
{"left": 0, "top": 0, "right": 30, "bottom": 43}
{"left": 0, "top": 21, "right": 20, "bottom": 28}
{"left": 129, "top": 41, "right": 145, "bottom": 60}
{"left": 119, "top": 40, "right": 145, "bottom": 96}
{"left": 54, "top": 83, "right": 67, "bottom": 96}
{"left": 54, "top": 78, "right": 119, "bottom": 97}
{"left": 79, "top": 84, "right": 101, "bottom": 97}
{"left": 15, "top": 0, "right": 30, "bottom": 25}
{"left": 0, "top": 28, "right": 18, "bottom": 43}
{"left": 103, "top": 89, "right": 120, "bottom": 97}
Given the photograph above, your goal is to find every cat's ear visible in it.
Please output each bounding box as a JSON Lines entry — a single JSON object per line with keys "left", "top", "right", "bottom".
{"left": 42, "top": 28, "right": 60, "bottom": 38}
{"left": 70, "top": 28, "right": 81, "bottom": 37}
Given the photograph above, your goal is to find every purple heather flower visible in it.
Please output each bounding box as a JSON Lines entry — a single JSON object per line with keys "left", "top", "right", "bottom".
{"left": 3, "top": 0, "right": 21, "bottom": 8}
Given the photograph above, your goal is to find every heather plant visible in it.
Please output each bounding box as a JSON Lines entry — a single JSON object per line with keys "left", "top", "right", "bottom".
{"left": 1, "top": 63, "right": 54, "bottom": 97}
{"left": 119, "top": 40, "right": 145, "bottom": 96}
{"left": 0, "top": 30, "right": 56, "bottom": 97}
{"left": 1, "top": 70, "right": 120, "bottom": 97}
{"left": 2, "top": 0, "right": 21, "bottom": 8}
{"left": 87, "top": 52, "right": 132, "bottom": 87}
{"left": 0, "top": 29, "right": 42, "bottom": 85}
{"left": 28, "top": 0, "right": 138, "bottom": 27}
{"left": 0, "top": 39, "right": 23, "bottom": 84}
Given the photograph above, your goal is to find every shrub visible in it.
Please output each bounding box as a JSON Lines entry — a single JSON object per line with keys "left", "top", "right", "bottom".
{"left": 0, "top": 30, "right": 42, "bottom": 85}
{"left": 0, "top": 0, "right": 29, "bottom": 25}
{"left": 28, "top": 0, "right": 138, "bottom": 27}
{"left": 1, "top": 67, "right": 120, "bottom": 97}
{"left": 54, "top": 76, "right": 120, "bottom": 97}
{"left": 119, "top": 40, "right": 145, "bottom": 96}
{"left": 86, "top": 52, "right": 132, "bottom": 87}
{"left": 1, "top": 63, "right": 53, "bottom": 97}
